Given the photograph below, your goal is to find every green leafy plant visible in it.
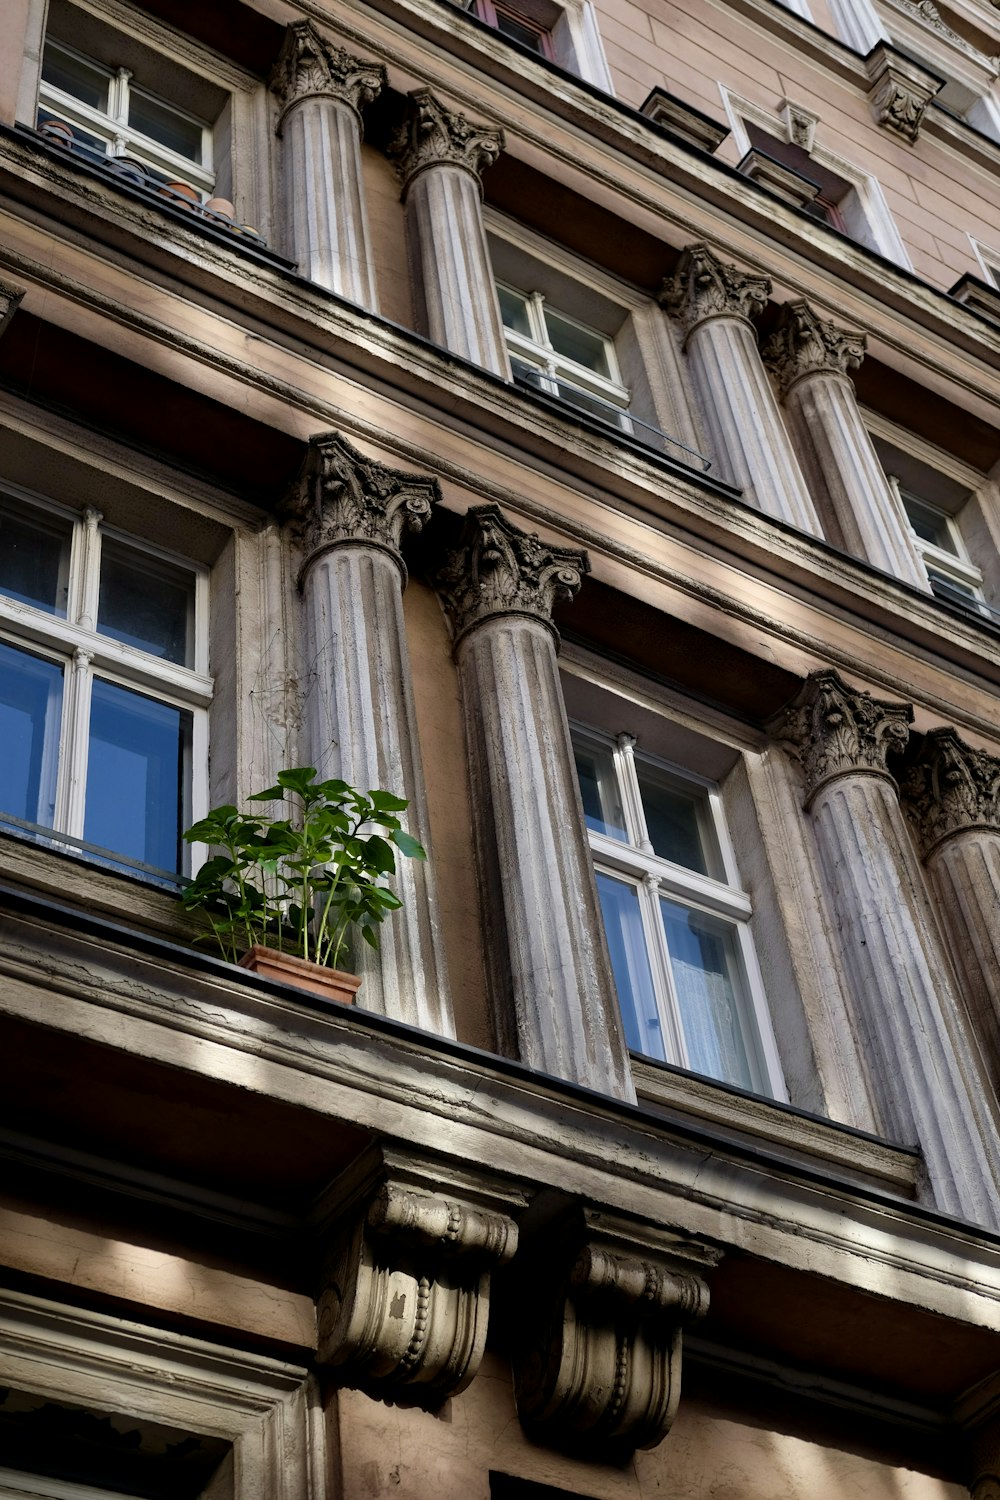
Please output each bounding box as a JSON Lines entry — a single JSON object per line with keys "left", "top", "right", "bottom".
{"left": 181, "top": 768, "right": 426, "bottom": 970}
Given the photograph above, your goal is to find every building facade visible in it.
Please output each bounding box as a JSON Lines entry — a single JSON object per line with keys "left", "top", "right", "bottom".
{"left": 2, "top": 0, "right": 1000, "bottom": 1495}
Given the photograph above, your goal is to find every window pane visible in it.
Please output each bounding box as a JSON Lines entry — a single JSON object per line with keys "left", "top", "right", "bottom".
{"left": 0, "top": 641, "right": 63, "bottom": 828}
{"left": 85, "top": 678, "right": 190, "bottom": 871}
{"left": 0, "top": 500, "right": 72, "bottom": 617}
{"left": 543, "top": 310, "right": 612, "bottom": 377}
{"left": 573, "top": 737, "right": 627, "bottom": 840}
{"left": 498, "top": 287, "right": 533, "bottom": 336}
{"left": 495, "top": 9, "right": 547, "bottom": 51}
{"left": 661, "top": 899, "right": 756, "bottom": 1089}
{"left": 552, "top": 377, "right": 628, "bottom": 426}
{"left": 597, "top": 873, "right": 665, "bottom": 1060}
{"left": 510, "top": 355, "right": 548, "bottom": 392}
{"left": 128, "top": 89, "right": 204, "bottom": 163}
{"left": 636, "top": 765, "right": 723, "bottom": 878}
{"left": 41, "top": 45, "right": 110, "bottom": 111}
{"left": 901, "top": 493, "right": 956, "bottom": 553}
{"left": 97, "top": 538, "right": 195, "bottom": 666}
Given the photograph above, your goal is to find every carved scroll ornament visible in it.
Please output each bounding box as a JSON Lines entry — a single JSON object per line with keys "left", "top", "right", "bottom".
{"left": 762, "top": 300, "right": 866, "bottom": 398}
{"left": 435, "top": 503, "right": 589, "bottom": 645}
{"left": 271, "top": 21, "right": 386, "bottom": 126}
{"left": 284, "top": 432, "right": 441, "bottom": 579}
{"left": 388, "top": 89, "right": 504, "bottom": 192}
{"left": 659, "top": 243, "right": 771, "bottom": 340}
{"left": 777, "top": 669, "right": 913, "bottom": 806}
{"left": 902, "top": 727, "right": 1000, "bottom": 859}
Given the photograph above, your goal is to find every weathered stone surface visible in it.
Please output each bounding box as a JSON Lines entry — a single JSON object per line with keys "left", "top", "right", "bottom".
{"left": 865, "top": 44, "right": 942, "bottom": 143}
{"left": 289, "top": 435, "right": 455, "bottom": 1037}
{"left": 763, "top": 303, "right": 929, "bottom": 585}
{"left": 903, "top": 728, "right": 1000, "bottom": 858}
{"left": 317, "top": 1149, "right": 520, "bottom": 1405}
{"left": 270, "top": 23, "right": 384, "bottom": 306}
{"left": 388, "top": 89, "right": 503, "bottom": 190}
{"left": 435, "top": 505, "right": 634, "bottom": 1101}
{"left": 778, "top": 672, "right": 1000, "bottom": 1227}
{"left": 511, "top": 1201, "right": 719, "bottom": 1454}
{"left": 659, "top": 243, "right": 771, "bottom": 338}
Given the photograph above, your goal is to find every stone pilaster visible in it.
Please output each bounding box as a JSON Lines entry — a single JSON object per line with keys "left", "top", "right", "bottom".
{"left": 864, "top": 43, "right": 942, "bottom": 143}
{"left": 659, "top": 245, "right": 822, "bottom": 536}
{"left": 271, "top": 21, "right": 385, "bottom": 307}
{"left": 778, "top": 672, "right": 1000, "bottom": 1227}
{"left": 762, "top": 301, "right": 929, "bottom": 587}
{"left": 388, "top": 90, "right": 509, "bottom": 375}
{"left": 0, "top": 279, "right": 24, "bottom": 338}
{"left": 510, "top": 1200, "right": 720, "bottom": 1454}
{"left": 903, "top": 729, "right": 1000, "bottom": 1090}
{"left": 435, "top": 504, "right": 635, "bottom": 1102}
{"left": 315, "top": 1146, "right": 522, "bottom": 1406}
{"left": 285, "top": 433, "right": 456, "bottom": 1037}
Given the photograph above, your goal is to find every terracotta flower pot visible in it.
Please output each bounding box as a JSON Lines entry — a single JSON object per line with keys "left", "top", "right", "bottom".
{"left": 161, "top": 180, "right": 199, "bottom": 209}
{"left": 238, "top": 945, "right": 361, "bottom": 1005}
{"left": 40, "top": 119, "right": 74, "bottom": 147}
{"left": 204, "top": 196, "right": 235, "bottom": 221}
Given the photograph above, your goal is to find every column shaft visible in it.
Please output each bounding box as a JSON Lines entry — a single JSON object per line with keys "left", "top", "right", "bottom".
{"left": 925, "top": 834, "right": 1000, "bottom": 1088}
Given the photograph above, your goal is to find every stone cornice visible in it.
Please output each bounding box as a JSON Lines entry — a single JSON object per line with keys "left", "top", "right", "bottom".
{"left": 435, "top": 503, "right": 589, "bottom": 645}
{"left": 902, "top": 727, "right": 1000, "bottom": 857}
{"left": 270, "top": 20, "right": 386, "bottom": 128}
{"left": 659, "top": 243, "right": 771, "bottom": 339}
{"left": 762, "top": 300, "right": 867, "bottom": 397}
{"left": 387, "top": 88, "right": 504, "bottom": 193}
{"left": 776, "top": 670, "right": 913, "bottom": 804}
{"left": 283, "top": 431, "right": 440, "bottom": 579}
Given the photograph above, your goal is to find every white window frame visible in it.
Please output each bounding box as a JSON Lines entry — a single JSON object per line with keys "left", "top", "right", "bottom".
{"left": 888, "top": 476, "right": 992, "bottom": 613}
{"left": 0, "top": 484, "right": 211, "bottom": 879}
{"left": 969, "top": 234, "right": 1000, "bottom": 288}
{"left": 38, "top": 37, "right": 216, "bottom": 195}
{"left": 456, "top": 0, "right": 615, "bottom": 91}
{"left": 718, "top": 86, "right": 912, "bottom": 268}
{"left": 573, "top": 722, "right": 787, "bottom": 1100}
{"left": 498, "top": 282, "right": 633, "bottom": 429}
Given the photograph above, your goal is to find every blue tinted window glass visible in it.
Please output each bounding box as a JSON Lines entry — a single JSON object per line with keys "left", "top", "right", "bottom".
{"left": 97, "top": 538, "right": 195, "bottom": 666}
{"left": 660, "top": 899, "right": 755, "bottom": 1089}
{"left": 0, "top": 500, "right": 72, "bottom": 616}
{"left": 0, "top": 641, "right": 63, "bottom": 827}
{"left": 84, "top": 678, "right": 190, "bottom": 871}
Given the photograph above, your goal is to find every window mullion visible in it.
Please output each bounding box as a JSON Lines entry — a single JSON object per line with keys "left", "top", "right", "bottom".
{"left": 613, "top": 733, "right": 652, "bottom": 852}
{"left": 55, "top": 647, "right": 94, "bottom": 839}
{"left": 640, "top": 871, "right": 690, "bottom": 1069}
{"left": 74, "top": 506, "right": 103, "bottom": 632}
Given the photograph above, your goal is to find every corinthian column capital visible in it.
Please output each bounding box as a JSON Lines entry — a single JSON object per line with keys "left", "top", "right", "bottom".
{"left": 388, "top": 89, "right": 504, "bottom": 193}
{"left": 761, "top": 300, "right": 866, "bottom": 398}
{"left": 435, "top": 504, "right": 588, "bottom": 645}
{"left": 659, "top": 243, "right": 771, "bottom": 339}
{"left": 285, "top": 432, "right": 440, "bottom": 577}
{"left": 776, "top": 670, "right": 912, "bottom": 804}
{"left": 902, "top": 728, "right": 1000, "bottom": 859}
{"left": 271, "top": 21, "right": 386, "bottom": 125}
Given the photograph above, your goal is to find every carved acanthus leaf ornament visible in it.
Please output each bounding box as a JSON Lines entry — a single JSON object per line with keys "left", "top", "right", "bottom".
{"left": 271, "top": 21, "right": 386, "bottom": 125}
{"left": 659, "top": 243, "right": 771, "bottom": 339}
{"left": 902, "top": 728, "right": 1000, "bottom": 858}
{"left": 435, "top": 504, "right": 589, "bottom": 644}
{"left": 777, "top": 670, "right": 913, "bottom": 805}
{"left": 762, "top": 300, "right": 866, "bottom": 397}
{"left": 317, "top": 1158, "right": 519, "bottom": 1406}
{"left": 388, "top": 89, "right": 504, "bottom": 191}
{"left": 284, "top": 432, "right": 441, "bottom": 578}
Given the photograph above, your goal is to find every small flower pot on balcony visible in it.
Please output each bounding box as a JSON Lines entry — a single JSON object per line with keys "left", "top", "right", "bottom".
{"left": 238, "top": 945, "right": 361, "bottom": 1005}
{"left": 40, "top": 120, "right": 74, "bottom": 147}
{"left": 161, "top": 180, "right": 199, "bottom": 210}
{"left": 204, "top": 196, "right": 235, "bottom": 221}
{"left": 107, "top": 158, "right": 147, "bottom": 187}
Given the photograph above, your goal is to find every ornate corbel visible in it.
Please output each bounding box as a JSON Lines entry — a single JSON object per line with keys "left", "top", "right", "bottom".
{"left": 761, "top": 300, "right": 866, "bottom": 399}
{"left": 509, "top": 1200, "right": 720, "bottom": 1454}
{"left": 901, "top": 727, "right": 1000, "bottom": 860}
{"left": 387, "top": 89, "right": 504, "bottom": 196}
{"left": 864, "top": 43, "right": 942, "bottom": 142}
{"left": 659, "top": 243, "right": 771, "bottom": 342}
{"left": 775, "top": 669, "right": 913, "bottom": 807}
{"left": 435, "top": 503, "right": 589, "bottom": 647}
{"left": 0, "top": 279, "right": 24, "bottom": 341}
{"left": 315, "top": 1147, "right": 522, "bottom": 1407}
{"left": 270, "top": 21, "right": 386, "bottom": 131}
{"left": 780, "top": 98, "right": 820, "bottom": 153}
{"left": 283, "top": 432, "right": 441, "bottom": 582}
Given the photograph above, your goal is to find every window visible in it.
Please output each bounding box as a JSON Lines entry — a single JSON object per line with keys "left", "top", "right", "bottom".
{"left": 456, "top": 0, "right": 615, "bottom": 91}
{"left": 891, "top": 482, "right": 994, "bottom": 616}
{"left": 0, "top": 492, "right": 209, "bottom": 882}
{"left": 466, "top": 0, "right": 555, "bottom": 57}
{"left": 571, "top": 726, "right": 784, "bottom": 1096}
{"left": 498, "top": 284, "right": 633, "bottom": 430}
{"left": 37, "top": 38, "right": 215, "bottom": 199}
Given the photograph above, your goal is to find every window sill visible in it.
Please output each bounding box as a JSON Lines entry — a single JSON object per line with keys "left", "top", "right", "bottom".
{"left": 632, "top": 1056, "right": 921, "bottom": 1199}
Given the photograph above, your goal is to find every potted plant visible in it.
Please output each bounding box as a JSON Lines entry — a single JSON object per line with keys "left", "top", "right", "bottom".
{"left": 181, "top": 768, "right": 425, "bottom": 1004}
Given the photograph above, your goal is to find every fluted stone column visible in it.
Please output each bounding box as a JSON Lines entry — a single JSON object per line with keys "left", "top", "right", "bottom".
{"left": 435, "top": 505, "right": 634, "bottom": 1101}
{"left": 388, "top": 90, "right": 509, "bottom": 376}
{"left": 762, "top": 301, "right": 929, "bottom": 588}
{"left": 779, "top": 671, "right": 1000, "bottom": 1227}
{"left": 903, "top": 729, "right": 1000, "bottom": 1091}
{"left": 659, "top": 244, "right": 822, "bottom": 535}
{"left": 271, "top": 21, "right": 385, "bottom": 308}
{"left": 286, "top": 433, "right": 455, "bottom": 1037}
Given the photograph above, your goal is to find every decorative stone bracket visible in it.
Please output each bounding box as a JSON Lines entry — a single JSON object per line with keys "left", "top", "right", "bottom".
{"left": 0, "top": 279, "right": 24, "bottom": 340}
{"left": 865, "top": 43, "right": 942, "bottom": 142}
{"left": 315, "top": 1148, "right": 523, "bottom": 1408}
{"left": 509, "top": 1200, "right": 721, "bottom": 1455}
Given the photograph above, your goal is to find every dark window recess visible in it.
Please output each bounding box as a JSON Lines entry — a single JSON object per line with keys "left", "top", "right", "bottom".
{"left": 468, "top": 0, "right": 556, "bottom": 57}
